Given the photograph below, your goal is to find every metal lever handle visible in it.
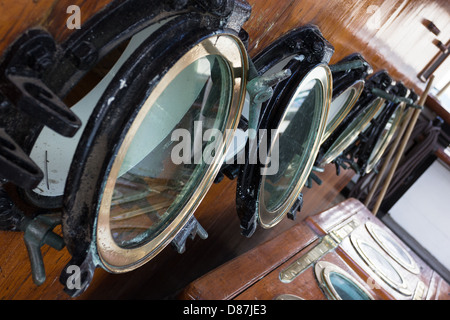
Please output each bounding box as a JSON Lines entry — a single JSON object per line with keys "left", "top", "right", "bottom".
{"left": 329, "top": 59, "right": 367, "bottom": 73}
{"left": 171, "top": 216, "right": 208, "bottom": 254}
{"left": 0, "top": 190, "right": 65, "bottom": 287}
{"left": 21, "top": 213, "right": 65, "bottom": 286}
{"left": 371, "top": 87, "right": 423, "bottom": 109}
{"left": 246, "top": 69, "right": 292, "bottom": 139}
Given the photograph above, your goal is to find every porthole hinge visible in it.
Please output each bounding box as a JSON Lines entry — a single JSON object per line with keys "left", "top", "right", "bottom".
{"left": 0, "top": 188, "right": 65, "bottom": 286}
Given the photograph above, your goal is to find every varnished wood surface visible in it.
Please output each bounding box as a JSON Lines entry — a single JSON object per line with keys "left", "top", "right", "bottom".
{"left": 244, "top": 0, "right": 450, "bottom": 99}
{"left": 1, "top": 0, "right": 449, "bottom": 98}
{"left": 0, "top": 0, "right": 113, "bottom": 55}
{"left": 233, "top": 250, "right": 380, "bottom": 300}
{"left": 436, "top": 146, "right": 450, "bottom": 168}
{"left": 178, "top": 223, "right": 320, "bottom": 300}
{"left": 179, "top": 198, "right": 450, "bottom": 300}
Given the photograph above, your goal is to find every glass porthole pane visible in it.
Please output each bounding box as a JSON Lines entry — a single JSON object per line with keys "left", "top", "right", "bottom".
{"left": 329, "top": 272, "right": 372, "bottom": 300}
{"left": 260, "top": 79, "right": 322, "bottom": 213}
{"left": 359, "top": 241, "right": 404, "bottom": 285}
{"left": 365, "top": 104, "right": 404, "bottom": 173}
{"left": 327, "top": 88, "right": 355, "bottom": 128}
{"left": 109, "top": 55, "right": 232, "bottom": 248}
{"left": 320, "top": 97, "right": 385, "bottom": 166}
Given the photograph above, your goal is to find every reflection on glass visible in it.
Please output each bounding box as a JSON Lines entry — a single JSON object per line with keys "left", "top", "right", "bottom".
{"left": 321, "top": 98, "right": 384, "bottom": 165}
{"left": 261, "top": 80, "right": 321, "bottom": 212}
{"left": 109, "top": 55, "right": 231, "bottom": 248}
{"left": 366, "top": 222, "right": 418, "bottom": 273}
{"left": 326, "top": 87, "right": 354, "bottom": 128}
{"left": 377, "top": 231, "right": 412, "bottom": 265}
{"left": 329, "top": 272, "right": 372, "bottom": 300}
{"left": 360, "top": 242, "right": 404, "bottom": 285}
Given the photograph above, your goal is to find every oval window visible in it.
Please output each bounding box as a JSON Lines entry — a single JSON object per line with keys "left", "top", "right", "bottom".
{"left": 319, "top": 97, "right": 385, "bottom": 167}
{"left": 366, "top": 222, "right": 419, "bottom": 274}
{"left": 315, "top": 261, "right": 374, "bottom": 300}
{"left": 350, "top": 235, "right": 412, "bottom": 296}
{"left": 364, "top": 102, "right": 406, "bottom": 174}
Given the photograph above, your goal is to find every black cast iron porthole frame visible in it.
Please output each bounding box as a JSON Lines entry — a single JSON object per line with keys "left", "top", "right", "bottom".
{"left": 58, "top": 5, "right": 251, "bottom": 298}
{"left": 314, "top": 260, "right": 375, "bottom": 300}
{"left": 351, "top": 81, "right": 409, "bottom": 175}
{"left": 235, "top": 26, "right": 334, "bottom": 238}
{"left": 321, "top": 53, "right": 373, "bottom": 143}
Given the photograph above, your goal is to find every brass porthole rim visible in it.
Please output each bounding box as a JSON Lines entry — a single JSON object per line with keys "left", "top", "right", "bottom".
{"left": 365, "top": 221, "right": 420, "bottom": 275}
{"left": 95, "top": 34, "right": 248, "bottom": 273}
{"left": 319, "top": 96, "right": 386, "bottom": 167}
{"left": 321, "top": 80, "right": 365, "bottom": 144}
{"left": 350, "top": 234, "right": 413, "bottom": 296}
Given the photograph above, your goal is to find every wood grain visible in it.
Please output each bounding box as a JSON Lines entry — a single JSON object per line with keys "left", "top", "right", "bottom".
{"left": 179, "top": 198, "right": 449, "bottom": 300}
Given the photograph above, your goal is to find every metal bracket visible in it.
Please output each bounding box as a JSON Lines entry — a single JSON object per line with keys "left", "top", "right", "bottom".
{"left": 287, "top": 193, "right": 303, "bottom": 221}
{"left": 279, "top": 219, "right": 359, "bottom": 283}
{"left": 0, "top": 128, "right": 43, "bottom": 189}
{"left": 171, "top": 216, "right": 208, "bottom": 254}
{"left": 305, "top": 166, "right": 325, "bottom": 189}
{"left": 333, "top": 154, "right": 358, "bottom": 175}
{"left": 0, "top": 29, "right": 82, "bottom": 137}
{"left": 246, "top": 69, "right": 292, "bottom": 139}
{"left": 0, "top": 189, "right": 65, "bottom": 286}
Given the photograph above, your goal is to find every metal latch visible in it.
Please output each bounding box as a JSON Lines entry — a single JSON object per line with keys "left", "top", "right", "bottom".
{"left": 0, "top": 189, "right": 65, "bottom": 286}
{"left": 171, "top": 215, "right": 208, "bottom": 254}
{"left": 279, "top": 219, "right": 359, "bottom": 283}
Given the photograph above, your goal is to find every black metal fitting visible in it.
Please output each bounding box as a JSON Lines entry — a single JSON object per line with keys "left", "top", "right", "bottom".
{"left": 0, "top": 188, "right": 65, "bottom": 286}
{"left": 235, "top": 25, "right": 334, "bottom": 238}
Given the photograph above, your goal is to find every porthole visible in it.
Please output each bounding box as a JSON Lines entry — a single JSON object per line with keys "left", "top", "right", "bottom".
{"left": 366, "top": 222, "right": 419, "bottom": 274}
{"left": 314, "top": 261, "right": 374, "bottom": 300}
{"left": 62, "top": 21, "right": 248, "bottom": 284}
{"left": 318, "top": 70, "right": 393, "bottom": 167}
{"left": 364, "top": 101, "right": 406, "bottom": 174}
{"left": 233, "top": 26, "right": 333, "bottom": 237}
{"left": 350, "top": 234, "right": 412, "bottom": 296}
{"left": 321, "top": 53, "right": 371, "bottom": 143}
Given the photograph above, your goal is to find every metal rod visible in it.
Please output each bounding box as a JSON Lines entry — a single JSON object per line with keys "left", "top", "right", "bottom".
{"left": 371, "top": 76, "right": 434, "bottom": 216}
{"left": 364, "top": 108, "right": 414, "bottom": 207}
{"left": 329, "top": 60, "right": 366, "bottom": 73}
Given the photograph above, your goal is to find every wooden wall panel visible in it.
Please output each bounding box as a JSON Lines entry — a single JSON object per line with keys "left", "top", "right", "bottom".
{"left": 0, "top": 0, "right": 113, "bottom": 54}
{"left": 244, "top": 0, "right": 450, "bottom": 97}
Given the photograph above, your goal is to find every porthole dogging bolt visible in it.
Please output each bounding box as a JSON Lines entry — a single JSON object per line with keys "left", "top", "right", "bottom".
{"left": 246, "top": 69, "right": 292, "bottom": 139}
